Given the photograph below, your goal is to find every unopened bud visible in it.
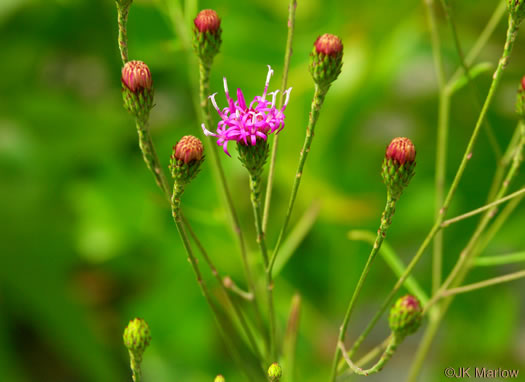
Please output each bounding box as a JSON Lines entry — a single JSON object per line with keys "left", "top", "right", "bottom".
{"left": 268, "top": 363, "right": 282, "bottom": 381}
{"left": 170, "top": 136, "right": 205, "bottom": 186}
{"left": 309, "top": 33, "right": 343, "bottom": 89}
{"left": 123, "top": 318, "right": 151, "bottom": 358}
{"left": 389, "top": 295, "right": 422, "bottom": 340}
{"left": 193, "top": 9, "right": 222, "bottom": 64}
{"left": 121, "top": 60, "right": 154, "bottom": 121}
{"left": 381, "top": 137, "right": 416, "bottom": 200}
{"left": 214, "top": 375, "right": 225, "bottom": 382}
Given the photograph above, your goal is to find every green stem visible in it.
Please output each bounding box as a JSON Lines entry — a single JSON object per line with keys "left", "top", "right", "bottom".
{"left": 135, "top": 118, "right": 171, "bottom": 200}
{"left": 337, "top": 335, "right": 400, "bottom": 376}
{"left": 116, "top": 3, "right": 130, "bottom": 64}
{"left": 262, "top": 0, "right": 297, "bottom": 233}
{"left": 439, "top": 270, "right": 525, "bottom": 299}
{"left": 337, "top": 335, "right": 391, "bottom": 375}
{"left": 426, "top": 0, "right": 448, "bottom": 296}
{"left": 181, "top": 215, "right": 263, "bottom": 362}
{"left": 328, "top": 197, "right": 397, "bottom": 382}
{"left": 282, "top": 294, "right": 301, "bottom": 382}
{"left": 128, "top": 350, "right": 142, "bottom": 382}
{"left": 269, "top": 84, "right": 327, "bottom": 274}
{"left": 249, "top": 172, "right": 277, "bottom": 361}
{"left": 475, "top": 251, "right": 525, "bottom": 266}
{"left": 441, "top": 186, "right": 525, "bottom": 227}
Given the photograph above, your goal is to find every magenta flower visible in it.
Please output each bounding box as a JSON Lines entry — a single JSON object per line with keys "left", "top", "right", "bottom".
{"left": 202, "top": 65, "right": 292, "bottom": 156}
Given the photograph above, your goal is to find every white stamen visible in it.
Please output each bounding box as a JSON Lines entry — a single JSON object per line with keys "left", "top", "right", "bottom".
{"left": 283, "top": 87, "right": 292, "bottom": 108}
{"left": 262, "top": 65, "right": 274, "bottom": 100}
{"left": 202, "top": 123, "right": 217, "bottom": 137}
{"left": 268, "top": 90, "right": 279, "bottom": 107}
{"left": 223, "top": 77, "right": 229, "bottom": 95}
{"left": 208, "top": 93, "right": 221, "bottom": 113}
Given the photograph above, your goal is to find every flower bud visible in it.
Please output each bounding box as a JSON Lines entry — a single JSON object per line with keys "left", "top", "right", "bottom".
{"left": 193, "top": 9, "right": 222, "bottom": 65}
{"left": 516, "top": 76, "right": 525, "bottom": 117}
{"left": 214, "top": 375, "right": 225, "bottom": 382}
{"left": 121, "top": 60, "right": 154, "bottom": 121}
{"left": 381, "top": 137, "right": 416, "bottom": 200}
{"left": 170, "top": 136, "right": 205, "bottom": 186}
{"left": 123, "top": 318, "right": 151, "bottom": 359}
{"left": 508, "top": 0, "right": 525, "bottom": 24}
{"left": 268, "top": 363, "right": 282, "bottom": 381}
{"left": 309, "top": 33, "right": 343, "bottom": 89}
{"left": 389, "top": 295, "right": 423, "bottom": 340}
{"left": 237, "top": 139, "right": 269, "bottom": 179}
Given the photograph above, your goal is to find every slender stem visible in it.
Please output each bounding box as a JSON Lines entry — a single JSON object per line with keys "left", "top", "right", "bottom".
{"left": 223, "top": 276, "right": 254, "bottom": 301}
{"left": 427, "top": 0, "right": 448, "bottom": 295}
{"left": 135, "top": 118, "right": 171, "bottom": 201}
{"left": 447, "top": 0, "right": 507, "bottom": 87}
{"left": 328, "top": 197, "right": 397, "bottom": 382}
{"left": 475, "top": 251, "right": 525, "bottom": 267}
{"left": 269, "top": 84, "right": 327, "bottom": 274}
{"left": 338, "top": 336, "right": 399, "bottom": 376}
{"left": 128, "top": 350, "right": 142, "bottom": 382}
{"left": 439, "top": 270, "right": 525, "bottom": 299}
{"left": 116, "top": 3, "right": 130, "bottom": 64}
{"left": 249, "top": 172, "right": 277, "bottom": 361}
{"left": 181, "top": 215, "right": 263, "bottom": 362}
{"left": 441, "top": 187, "right": 525, "bottom": 227}
{"left": 406, "top": 314, "right": 442, "bottom": 382}
{"left": 337, "top": 336, "right": 391, "bottom": 375}
{"left": 262, "top": 0, "right": 297, "bottom": 233}
{"left": 347, "top": 230, "right": 429, "bottom": 305}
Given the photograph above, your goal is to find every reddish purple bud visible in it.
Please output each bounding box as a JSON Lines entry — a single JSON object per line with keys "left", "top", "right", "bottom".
{"left": 194, "top": 9, "right": 221, "bottom": 33}
{"left": 121, "top": 60, "right": 153, "bottom": 93}
{"left": 314, "top": 33, "right": 343, "bottom": 57}
{"left": 174, "top": 136, "right": 204, "bottom": 164}
{"left": 385, "top": 137, "right": 416, "bottom": 165}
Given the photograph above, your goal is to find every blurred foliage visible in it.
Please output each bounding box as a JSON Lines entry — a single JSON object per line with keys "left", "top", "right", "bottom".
{"left": 0, "top": 0, "right": 524, "bottom": 381}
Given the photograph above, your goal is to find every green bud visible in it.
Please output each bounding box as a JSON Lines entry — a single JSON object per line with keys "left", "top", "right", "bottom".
{"left": 123, "top": 318, "right": 151, "bottom": 358}
{"left": 237, "top": 140, "right": 269, "bottom": 179}
{"left": 214, "top": 375, "right": 225, "bottom": 382}
{"left": 516, "top": 76, "right": 525, "bottom": 118}
{"left": 389, "top": 295, "right": 423, "bottom": 340}
{"left": 193, "top": 9, "right": 222, "bottom": 65}
{"left": 121, "top": 60, "right": 154, "bottom": 122}
{"left": 381, "top": 137, "right": 416, "bottom": 200}
{"left": 508, "top": 0, "right": 525, "bottom": 24}
{"left": 170, "top": 135, "right": 205, "bottom": 186}
{"left": 268, "top": 363, "right": 282, "bottom": 381}
{"left": 309, "top": 33, "right": 343, "bottom": 89}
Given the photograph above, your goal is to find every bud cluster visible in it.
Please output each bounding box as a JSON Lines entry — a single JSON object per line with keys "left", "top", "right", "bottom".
{"left": 389, "top": 295, "right": 423, "bottom": 340}
{"left": 381, "top": 137, "right": 416, "bottom": 200}
{"left": 309, "top": 33, "right": 343, "bottom": 89}
{"left": 193, "top": 9, "right": 222, "bottom": 65}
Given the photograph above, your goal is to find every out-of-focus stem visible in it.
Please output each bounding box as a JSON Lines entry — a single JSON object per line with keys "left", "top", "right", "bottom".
{"left": 328, "top": 197, "right": 397, "bottom": 382}
{"left": 269, "top": 85, "right": 327, "bottom": 275}
{"left": 263, "top": 0, "right": 297, "bottom": 233}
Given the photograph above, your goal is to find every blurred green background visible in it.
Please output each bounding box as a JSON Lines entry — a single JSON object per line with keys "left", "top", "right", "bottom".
{"left": 1, "top": 0, "right": 524, "bottom": 381}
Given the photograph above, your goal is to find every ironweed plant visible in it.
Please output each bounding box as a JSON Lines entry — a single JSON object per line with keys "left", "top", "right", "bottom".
{"left": 114, "top": 0, "right": 525, "bottom": 381}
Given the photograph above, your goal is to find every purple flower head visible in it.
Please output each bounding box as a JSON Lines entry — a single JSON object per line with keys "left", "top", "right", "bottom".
{"left": 202, "top": 65, "right": 292, "bottom": 156}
